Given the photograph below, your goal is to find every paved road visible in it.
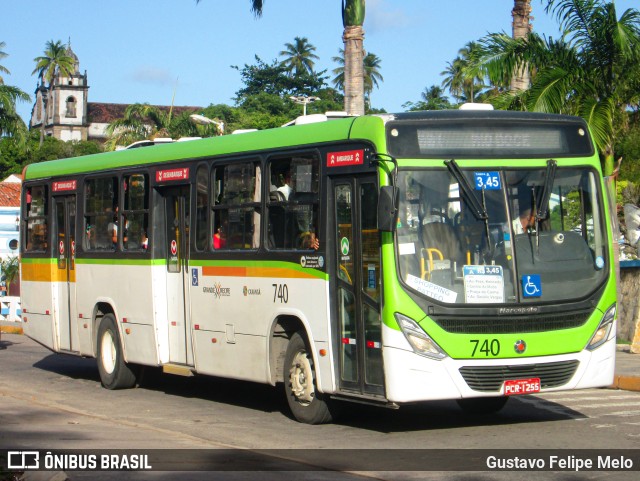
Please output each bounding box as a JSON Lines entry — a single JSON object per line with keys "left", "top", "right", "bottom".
{"left": 1, "top": 333, "right": 639, "bottom": 480}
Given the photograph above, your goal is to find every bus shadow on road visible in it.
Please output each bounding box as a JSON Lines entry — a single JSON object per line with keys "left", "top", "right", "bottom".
{"left": 331, "top": 396, "right": 588, "bottom": 433}
{"left": 31, "top": 353, "right": 588, "bottom": 432}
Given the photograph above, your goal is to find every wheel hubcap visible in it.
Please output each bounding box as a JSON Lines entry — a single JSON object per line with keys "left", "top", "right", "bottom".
{"left": 101, "top": 330, "right": 116, "bottom": 374}
{"left": 290, "top": 350, "right": 314, "bottom": 405}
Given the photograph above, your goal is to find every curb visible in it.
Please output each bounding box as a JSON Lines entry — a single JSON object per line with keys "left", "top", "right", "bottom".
{"left": 610, "top": 375, "right": 640, "bottom": 392}
{"left": 0, "top": 325, "right": 23, "bottom": 335}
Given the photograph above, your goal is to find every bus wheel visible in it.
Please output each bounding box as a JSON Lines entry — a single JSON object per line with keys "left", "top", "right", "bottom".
{"left": 97, "top": 314, "right": 137, "bottom": 390}
{"left": 457, "top": 396, "right": 509, "bottom": 415}
{"left": 284, "top": 332, "right": 333, "bottom": 424}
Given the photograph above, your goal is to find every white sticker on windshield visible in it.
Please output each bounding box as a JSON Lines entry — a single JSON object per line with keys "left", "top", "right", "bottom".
{"left": 463, "top": 265, "right": 505, "bottom": 303}
{"left": 399, "top": 243, "right": 416, "bottom": 255}
{"left": 406, "top": 274, "right": 458, "bottom": 303}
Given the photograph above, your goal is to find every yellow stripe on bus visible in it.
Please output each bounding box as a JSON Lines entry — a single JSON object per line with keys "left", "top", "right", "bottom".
{"left": 21, "top": 262, "right": 76, "bottom": 283}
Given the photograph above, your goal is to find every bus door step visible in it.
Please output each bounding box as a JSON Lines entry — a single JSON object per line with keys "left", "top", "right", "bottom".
{"left": 162, "top": 364, "right": 195, "bottom": 377}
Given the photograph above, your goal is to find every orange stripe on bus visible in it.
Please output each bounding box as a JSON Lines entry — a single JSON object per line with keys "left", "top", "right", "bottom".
{"left": 202, "top": 266, "right": 316, "bottom": 279}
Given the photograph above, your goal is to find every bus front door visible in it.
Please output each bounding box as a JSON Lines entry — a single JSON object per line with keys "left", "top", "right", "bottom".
{"left": 332, "top": 175, "right": 385, "bottom": 398}
{"left": 54, "top": 195, "right": 78, "bottom": 352}
{"left": 163, "top": 186, "right": 194, "bottom": 366}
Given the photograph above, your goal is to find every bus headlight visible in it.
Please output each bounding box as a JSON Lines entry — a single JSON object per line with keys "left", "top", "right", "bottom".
{"left": 395, "top": 313, "right": 447, "bottom": 360}
{"left": 587, "top": 303, "right": 616, "bottom": 351}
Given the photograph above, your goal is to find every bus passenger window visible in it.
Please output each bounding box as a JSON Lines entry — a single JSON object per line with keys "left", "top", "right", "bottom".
{"left": 211, "top": 161, "right": 261, "bottom": 250}
{"left": 195, "top": 166, "right": 209, "bottom": 251}
{"left": 24, "top": 185, "right": 49, "bottom": 252}
{"left": 122, "top": 174, "right": 149, "bottom": 252}
{"left": 84, "top": 177, "right": 119, "bottom": 251}
{"left": 267, "top": 154, "right": 319, "bottom": 250}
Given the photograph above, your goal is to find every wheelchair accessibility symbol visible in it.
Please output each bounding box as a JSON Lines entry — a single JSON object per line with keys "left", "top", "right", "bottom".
{"left": 522, "top": 274, "right": 542, "bottom": 298}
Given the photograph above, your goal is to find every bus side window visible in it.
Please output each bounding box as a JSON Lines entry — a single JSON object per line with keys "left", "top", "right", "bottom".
{"left": 122, "top": 173, "right": 149, "bottom": 252}
{"left": 84, "top": 177, "right": 118, "bottom": 251}
{"left": 267, "top": 154, "right": 319, "bottom": 250}
{"left": 211, "top": 161, "right": 260, "bottom": 250}
{"left": 24, "top": 185, "right": 49, "bottom": 252}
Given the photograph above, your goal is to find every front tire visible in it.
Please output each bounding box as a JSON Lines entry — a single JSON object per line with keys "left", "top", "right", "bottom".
{"left": 284, "top": 332, "right": 334, "bottom": 424}
{"left": 97, "top": 314, "right": 137, "bottom": 390}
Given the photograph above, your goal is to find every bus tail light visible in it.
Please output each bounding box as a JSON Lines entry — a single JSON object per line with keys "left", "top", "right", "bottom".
{"left": 586, "top": 303, "right": 616, "bottom": 351}
{"left": 395, "top": 313, "right": 447, "bottom": 360}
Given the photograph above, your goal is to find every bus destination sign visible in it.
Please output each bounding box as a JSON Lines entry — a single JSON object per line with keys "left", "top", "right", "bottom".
{"left": 52, "top": 180, "right": 77, "bottom": 192}
{"left": 156, "top": 168, "right": 189, "bottom": 182}
{"left": 327, "top": 149, "right": 364, "bottom": 167}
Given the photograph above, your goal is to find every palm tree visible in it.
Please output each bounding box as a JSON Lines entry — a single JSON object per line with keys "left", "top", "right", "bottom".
{"left": 279, "top": 37, "right": 319, "bottom": 76}
{"left": 441, "top": 42, "right": 486, "bottom": 103}
{"left": 105, "top": 103, "right": 212, "bottom": 150}
{"left": 331, "top": 49, "right": 345, "bottom": 92}
{"left": 0, "top": 41, "right": 10, "bottom": 84}
{"left": 196, "top": 0, "right": 367, "bottom": 116}
{"left": 332, "top": 48, "right": 382, "bottom": 110}
{"left": 0, "top": 43, "right": 30, "bottom": 140}
{"left": 0, "top": 84, "right": 30, "bottom": 139}
{"left": 474, "top": 0, "right": 640, "bottom": 175}
{"left": 32, "top": 40, "right": 76, "bottom": 146}
{"left": 511, "top": 0, "right": 533, "bottom": 91}
{"left": 363, "top": 52, "right": 383, "bottom": 109}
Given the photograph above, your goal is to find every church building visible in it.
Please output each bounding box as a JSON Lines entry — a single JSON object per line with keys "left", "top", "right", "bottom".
{"left": 29, "top": 43, "right": 201, "bottom": 143}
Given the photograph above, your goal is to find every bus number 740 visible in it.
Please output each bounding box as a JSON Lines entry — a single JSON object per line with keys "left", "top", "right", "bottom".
{"left": 470, "top": 339, "right": 500, "bottom": 357}
{"left": 272, "top": 284, "right": 289, "bottom": 303}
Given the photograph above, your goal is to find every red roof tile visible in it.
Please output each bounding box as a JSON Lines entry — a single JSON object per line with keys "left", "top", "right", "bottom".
{"left": 0, "top": 183, "right": 21, "bottom": 207}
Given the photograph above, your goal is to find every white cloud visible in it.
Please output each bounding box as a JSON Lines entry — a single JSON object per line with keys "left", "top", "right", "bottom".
{"left": 366, "top": 0, "right": 411, "bottom": 33}
{"left": 130, "top": 66, "right": 174, "bottom": 86}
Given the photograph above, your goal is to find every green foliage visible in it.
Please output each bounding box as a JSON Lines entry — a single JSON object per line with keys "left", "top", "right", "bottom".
{"left": 615, "top": 124, "right": 640, "bottom": 184}
{"left": 0, "top": 130, "right": 102, "bottom": 179}
{"left": 0, "top": 256, "right": 19, "bottom": 292}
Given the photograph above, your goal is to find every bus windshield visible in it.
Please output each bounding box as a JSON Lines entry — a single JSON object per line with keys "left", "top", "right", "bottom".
{"left": 396, "top": 167, "right": 608, "bottom": 305}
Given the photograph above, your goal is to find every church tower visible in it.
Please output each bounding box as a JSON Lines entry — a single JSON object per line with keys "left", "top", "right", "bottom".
{"left": 30, "top": 41, "right": 90, "bottom": 141}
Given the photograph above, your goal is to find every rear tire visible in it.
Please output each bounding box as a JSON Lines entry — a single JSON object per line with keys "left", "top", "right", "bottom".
{"left": 457, "top": 396, "right": 509, "bottom": 415}
{"left": 97, "top": 314, "right": 137, "bottom": 390}
{"left": 284, "top": 332, "right": 334, "bottom": 424}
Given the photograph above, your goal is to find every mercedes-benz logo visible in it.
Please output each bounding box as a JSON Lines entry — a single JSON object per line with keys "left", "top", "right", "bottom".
{"left": 514, "top": 340, "right": 527, "bottom": 354}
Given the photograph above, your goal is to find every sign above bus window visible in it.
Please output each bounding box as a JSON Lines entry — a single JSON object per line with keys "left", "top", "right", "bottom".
{"left": 156, "top": 168, "right": 189, "bottom": 183}
{"left": 52, "top": 180, "right": 77, "bottom": 192}
{"left": 327, "top": 149, "right": 364, "bottom": 168}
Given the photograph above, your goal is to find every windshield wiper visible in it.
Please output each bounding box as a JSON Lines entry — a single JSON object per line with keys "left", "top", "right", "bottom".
{"left": 536, "top": 159, "right": 557, "bottom": 222}
{"left": 444, "top": 159, "right": 492, "bottom": 260}
{"left": 444, "top": 159, "right": 487, "bottom": 221}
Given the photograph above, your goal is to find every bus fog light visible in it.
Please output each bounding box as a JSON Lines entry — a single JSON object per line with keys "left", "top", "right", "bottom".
{"left": 395, "top": 313, "right": 447, "bottom": 360}
{"left": 587, "top": 303, "right": 615, "bottom": 351}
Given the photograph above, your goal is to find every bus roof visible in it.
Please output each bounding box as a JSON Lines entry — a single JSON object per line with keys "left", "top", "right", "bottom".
{"left": 23, "top": 115, "right": 385, "bottom": 181}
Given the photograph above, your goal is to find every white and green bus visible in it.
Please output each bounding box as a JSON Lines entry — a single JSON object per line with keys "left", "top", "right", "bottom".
{"left": 20, "top": 107, "right": 617, "bottom": 423}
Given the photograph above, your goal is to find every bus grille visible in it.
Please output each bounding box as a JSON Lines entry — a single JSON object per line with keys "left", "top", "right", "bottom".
{"left": 434, "top": 312, "right": 591, "bottom": 334}
{"left": 459, "top": 360, "right": 580, "bottom": 392}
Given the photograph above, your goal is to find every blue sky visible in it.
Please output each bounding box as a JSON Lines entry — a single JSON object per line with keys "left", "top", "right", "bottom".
{"left": 3, "top": 0, "right": 637, "bottom": 123}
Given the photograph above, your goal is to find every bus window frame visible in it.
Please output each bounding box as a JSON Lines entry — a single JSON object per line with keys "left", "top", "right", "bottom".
{"left": 22, "top": 182, "right": 51, "bottom": 257}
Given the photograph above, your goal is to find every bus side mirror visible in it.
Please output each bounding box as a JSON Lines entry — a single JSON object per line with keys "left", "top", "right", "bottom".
{"left": 378, "top": 186, "right": 398, "bottom": 232}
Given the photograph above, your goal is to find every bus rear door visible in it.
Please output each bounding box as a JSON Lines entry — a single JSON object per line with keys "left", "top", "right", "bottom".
{"left": 53, "top": 194, "right": 78, "bottom": 352}
{"left": 161, "top": 186, "right": 195, "bottom": 366}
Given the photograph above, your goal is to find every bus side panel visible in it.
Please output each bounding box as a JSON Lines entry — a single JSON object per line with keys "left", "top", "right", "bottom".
{"left": 75, "top": 262, "right": 159, "bottom": 365}
{"left": 21, "top": 261, "right": 57, "bottom": 351}
{"left": 152, "top": 264, "right": 171, "bottom": 365}
{"left": 190, "top": 266, "right": 333, "bottom": 389}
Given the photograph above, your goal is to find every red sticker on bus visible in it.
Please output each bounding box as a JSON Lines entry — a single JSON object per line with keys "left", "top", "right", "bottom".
{"left": 156, "top": 168, "right": 189, "bottom": 182}
{"left": 52, "top": 180, "right": 77, "bottom": 192}
{"left": 327, "top": 150, "right": 364, "bottom": 167}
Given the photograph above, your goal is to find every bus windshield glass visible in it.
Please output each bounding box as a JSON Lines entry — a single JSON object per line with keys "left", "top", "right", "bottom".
{"left": 396, "top": 167, "right": 607, "bottom": 305}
